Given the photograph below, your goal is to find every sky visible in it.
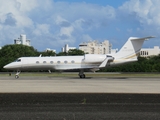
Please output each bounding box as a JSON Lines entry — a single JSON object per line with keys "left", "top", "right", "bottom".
{"left": 0, "top": 0, "right": 159, "bottom": 52}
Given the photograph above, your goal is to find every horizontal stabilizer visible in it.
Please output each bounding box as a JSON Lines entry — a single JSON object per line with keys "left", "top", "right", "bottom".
{"left": 130, "top": 36, "right": 155, "bottom": 41}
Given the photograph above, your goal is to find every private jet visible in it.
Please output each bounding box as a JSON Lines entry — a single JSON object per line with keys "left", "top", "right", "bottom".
{"left": 3, "top": 36, "right": 154, "bottom": 79}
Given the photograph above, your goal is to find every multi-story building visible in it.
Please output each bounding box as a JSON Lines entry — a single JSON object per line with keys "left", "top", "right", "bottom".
{"left": 79, "top": 40, "right": 112, "bottom": 54}
{"left": 14, "top": 34, "right": 31, "bottom": 46}
{"left": 140, "top": 46, "right": 160, "bottom": 57}
{"left": 61, "top": 44, "right": 76, "bottom": 53}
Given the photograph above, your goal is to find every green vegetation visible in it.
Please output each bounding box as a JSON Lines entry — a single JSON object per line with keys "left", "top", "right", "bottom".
{"left": 0, "top": 44, "right": 160, "bottom": 73}
{"left": 56, "top": 49, "right": 85, "bottom": 56}
{"left": 100, "top": 55, "right": 160, "bottom": 72}
{"left": 82, "top": 98, "right": 87, "bottom": 104}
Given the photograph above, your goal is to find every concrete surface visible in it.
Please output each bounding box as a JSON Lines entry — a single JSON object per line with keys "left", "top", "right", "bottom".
{"left": 0, "top": 76, "right": 159, "bottom": 93}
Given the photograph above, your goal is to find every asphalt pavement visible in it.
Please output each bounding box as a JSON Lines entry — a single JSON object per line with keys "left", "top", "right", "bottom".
{"left": 0, "top": 93, "right": 160, "bottom": 120}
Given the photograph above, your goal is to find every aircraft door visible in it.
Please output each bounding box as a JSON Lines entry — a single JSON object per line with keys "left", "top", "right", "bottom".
{"left": 81, "top": 56, "right": 86, "bottom": 69}
{"left": 21, "top": 58, "right": 28, "bottom": 69}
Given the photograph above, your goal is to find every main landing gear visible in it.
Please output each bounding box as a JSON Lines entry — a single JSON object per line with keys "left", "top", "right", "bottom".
{"left": 79, "top": 70, "right": 86, "bottom": 78}
{"left": 15, "top": 70, "right": 21, "bottom": 79}
{"left": 79, "top": 74, "right": 85, "bottom": 78}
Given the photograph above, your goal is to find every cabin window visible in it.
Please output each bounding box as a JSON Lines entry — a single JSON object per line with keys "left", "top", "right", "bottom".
{"left": 71, "top": 60, "right": 75, "bottom": 63}
{"left": 43, "top": 61, "right": 46, "bottom": 64}
{"left": 64, "top": 61, "right": 68, "bottom": 64}
{"left": 17, "top": 59, "right": 21, "bottom": 62}
{"left": 50, "top": 61, "right": 54, "bottom": 64}
{"left": 36, "top": 61, "right": 39, "bottom": 64}
{"left": 57, "top": 61, "right": 61, "bottom": 64}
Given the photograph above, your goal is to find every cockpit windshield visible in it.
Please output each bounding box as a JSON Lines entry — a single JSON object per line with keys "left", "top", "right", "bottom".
{"left": 14, "top": 59, "right": 21, "bottom": 62}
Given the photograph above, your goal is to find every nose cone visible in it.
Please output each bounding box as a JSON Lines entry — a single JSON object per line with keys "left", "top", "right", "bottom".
{"left": 3, "top": 63, "right": 16, "bottom": 70}
{"left": 3, "top": 62, "right": 21, "bottom": 70}
{"left": 3, "top": 64, "right": 11, "bottom": 69}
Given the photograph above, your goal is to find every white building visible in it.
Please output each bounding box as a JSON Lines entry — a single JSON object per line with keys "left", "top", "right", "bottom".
{"left": 14, "top": 34, "right": 31, "bottom": 46}
{"left": 45, "top": 48, "right": 56, "bottom": 53}
{"left": 79, "top": 40, "right": 112, "bottom": 54}
{"left": 111, "top": 48, "right": 118, "bottom": 54}
{"left": 140, "top": 46, "right": 160, "bottom": 57}
{"left": 61, "top": 44, "right": 76, "bottom": 53}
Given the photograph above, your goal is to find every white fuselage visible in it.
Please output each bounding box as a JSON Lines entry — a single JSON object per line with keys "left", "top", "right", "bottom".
{"left": 4, "top": 54, "right": 108, "bottom": 71}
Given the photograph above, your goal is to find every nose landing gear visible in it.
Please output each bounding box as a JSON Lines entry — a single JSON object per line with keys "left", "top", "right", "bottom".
{"left": 15, "top": 71, "right": 21, "bottom": 79}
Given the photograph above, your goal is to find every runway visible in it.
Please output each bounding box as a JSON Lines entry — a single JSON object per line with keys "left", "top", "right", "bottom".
{"left": 0, "top": 76, "right": 160, "bottom": 119}
{"left": 0, "top": 76, "right": 160, "bottom": 93}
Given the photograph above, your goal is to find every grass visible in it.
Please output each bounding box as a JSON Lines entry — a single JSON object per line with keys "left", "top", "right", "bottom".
{"left": 0, "top": 72, "right": 160, "bottom": 78}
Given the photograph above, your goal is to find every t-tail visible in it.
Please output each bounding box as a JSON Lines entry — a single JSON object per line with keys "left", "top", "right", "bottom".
{"left": 112, "top": 36, "right": 155, "bottom": 65}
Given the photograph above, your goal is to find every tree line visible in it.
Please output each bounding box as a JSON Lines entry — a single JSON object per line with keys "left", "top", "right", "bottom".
{"left": 100, "top": 55, "right": 160, "bottom": 72}
{"left": 0, "top": 44, "right": 160, "bottom": 72}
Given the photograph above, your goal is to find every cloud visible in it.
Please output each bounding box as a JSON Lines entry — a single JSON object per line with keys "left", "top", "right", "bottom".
{"left": 33, "top": 24, "right": 50, "bottom": 36}
{"left": 0, "top": 0, "right": 159, "bottom": 52}
{"left": 116, "top": 0, "right": 160, "bottom": 47}
{"left": 3, "top": 13, "right": 17, "bottom": 26}
{"left": 119, "top": 0, "right": 160, "bottom": 27}
{"left": 81, "top": 34, "right": 93, "bottom": 42}
{"left": 55, "top": 16, "right": 71, "bottom": 27}
{"left": 0, "top": 0, "right": 117, "bottom": 51}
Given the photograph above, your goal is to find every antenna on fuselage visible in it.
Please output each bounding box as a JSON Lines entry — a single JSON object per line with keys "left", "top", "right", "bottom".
{"left": 39, "top": 54, "right": 42, "bottom": 57}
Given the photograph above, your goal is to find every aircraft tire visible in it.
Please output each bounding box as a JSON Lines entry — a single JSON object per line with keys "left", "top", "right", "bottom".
{"left": 79, "top": 74, "right": 85, "bottom": 78}
{"left": 15, "top": 75, "right": 19, "bottom": 79}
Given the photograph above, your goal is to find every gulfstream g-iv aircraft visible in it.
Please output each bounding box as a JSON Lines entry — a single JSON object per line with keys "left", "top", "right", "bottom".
{"left": 4, "top": 36, "right": 154, "bottom": 79}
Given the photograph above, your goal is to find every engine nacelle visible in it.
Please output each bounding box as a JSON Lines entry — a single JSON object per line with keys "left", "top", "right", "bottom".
{"left": 83, "top": 54, "right": 106, "bottom": 63}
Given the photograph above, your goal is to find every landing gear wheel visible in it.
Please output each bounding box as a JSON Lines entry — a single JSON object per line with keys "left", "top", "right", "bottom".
{"left": 15, "top": 75, "right": 19, "bottom": 79}
{"left": 82, "top": 74, "right": 85, "bottom": 78}
{"left": 79, "top": 74, "right": 85, "bottom": 78}
{"left": 15, "top": 70, "right": 21, "bottom": 79}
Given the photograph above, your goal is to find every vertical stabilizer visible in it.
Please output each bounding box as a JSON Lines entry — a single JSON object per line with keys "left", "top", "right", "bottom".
{"left": 115, "top": 36, "right": 154, "bottom": 60}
